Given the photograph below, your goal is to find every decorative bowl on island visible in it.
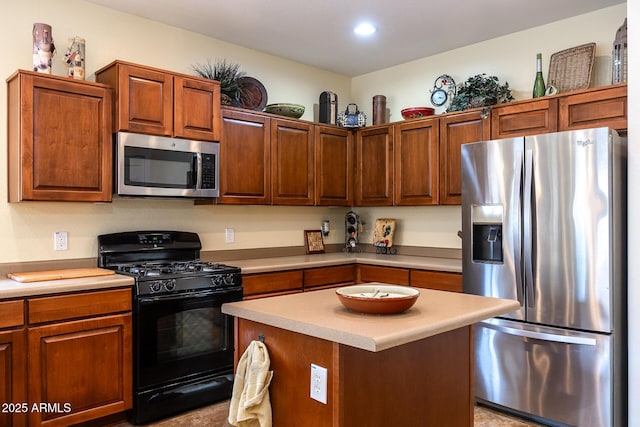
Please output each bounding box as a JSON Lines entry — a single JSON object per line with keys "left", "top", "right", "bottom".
{"left": 401, "top": 107, "right": 435, "bottom": 119}
{"left": 265, "top": 103, "right": 305, "bottom": 118}
{"left": 336, "top": 284, "right": 420, "bottom": 314}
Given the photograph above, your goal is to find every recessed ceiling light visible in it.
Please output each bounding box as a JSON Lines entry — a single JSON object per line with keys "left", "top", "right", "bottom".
{"left": 354, "top": 23, "right": 376, "bottom": 36}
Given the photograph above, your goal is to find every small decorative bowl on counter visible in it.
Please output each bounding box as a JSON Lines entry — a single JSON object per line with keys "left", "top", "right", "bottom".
{"left": 336, "top": 284, "right": 420, "bottom": 314}
{"left": 400, "top": 107, "right": 435, "bottom": 119}
{"left": 264, "top": 103, "right": 305, "bottom": 119}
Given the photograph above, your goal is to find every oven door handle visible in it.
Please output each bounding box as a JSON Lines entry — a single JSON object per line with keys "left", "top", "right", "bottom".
{"left": 138, "top": 290, "right": 223, "bottom": 304}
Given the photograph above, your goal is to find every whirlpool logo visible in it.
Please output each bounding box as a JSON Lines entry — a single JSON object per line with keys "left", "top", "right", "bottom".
{"left": 576, "top": 138, "right": 594, "bottom": 147}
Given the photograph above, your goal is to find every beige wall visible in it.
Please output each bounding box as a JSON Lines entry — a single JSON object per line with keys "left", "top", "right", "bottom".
{"left": 0, "top": 0, "right": 351, "bottom": 263}
{"left": 0, "top": 1, "right": 627, "bottom": 263}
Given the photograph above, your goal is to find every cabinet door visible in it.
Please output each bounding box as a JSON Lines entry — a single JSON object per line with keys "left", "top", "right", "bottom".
{"left": 355, "top": 125, "right": 394, "bottom": 206}
{"left": 271, "top": 119, "right": 314, "bottom": 205}
{"left": 394, "top": 118, "right": 439, "bottom": 205}
{"left": 27, "top": 314, "right": 132, "bottom": 427}
{"left": 116, "top": 63, "right": 173, "bottom": 136}
{"left": 559, "top": 84, "right": 627, "bottom": 132}
{"left": 439, "top": 110, "right": 490, "bottom": 205}
{"left": 219, "top": 109, "right": 271, "bottom": 204}
{"left": 174, "top": 76, "right": 221, "bottom": 141}
{"left": 0, "top": 329, "right": 27, "bottom": 427}
{"left": 491, "top": 99, "right": 558, "bottom": 139}
{"left": 315, "top": 125, "right": 354, "bottom": 206}
{"left": 7, "top": 71, "right": 112, "bottom": 202}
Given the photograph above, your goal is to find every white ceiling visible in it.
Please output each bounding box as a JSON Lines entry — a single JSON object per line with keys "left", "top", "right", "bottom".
{"left": 86, "top": 0, "right": 624, "bottom": 76}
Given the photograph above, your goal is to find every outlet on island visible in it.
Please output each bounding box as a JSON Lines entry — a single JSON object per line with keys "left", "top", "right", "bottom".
{"left": 310, "top": 363, "right": 327, "bottom": 404}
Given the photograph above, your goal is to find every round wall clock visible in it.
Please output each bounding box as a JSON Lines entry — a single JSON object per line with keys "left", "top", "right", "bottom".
{"left": 430, "top": 74, "right": 456, "bottom": 108}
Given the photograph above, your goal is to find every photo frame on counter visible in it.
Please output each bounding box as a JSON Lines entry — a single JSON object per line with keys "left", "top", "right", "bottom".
{"left": 304, "top": 230, "right": 325, "bottom": 254}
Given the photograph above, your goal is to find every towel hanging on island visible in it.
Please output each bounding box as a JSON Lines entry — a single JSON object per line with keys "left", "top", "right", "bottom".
{"left": 228, "top": 340, "right": 274, "bottom": 427}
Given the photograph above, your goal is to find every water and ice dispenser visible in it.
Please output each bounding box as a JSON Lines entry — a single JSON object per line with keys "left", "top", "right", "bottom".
{"left": 471, "top": 205, "right": 503, "bottom": 263}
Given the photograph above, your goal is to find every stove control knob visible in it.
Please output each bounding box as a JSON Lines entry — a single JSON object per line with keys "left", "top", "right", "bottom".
{"left": 211, "top": 276, "right": 223, "bottom": 287}
{"left": 223, "top": 274, "right": 236, "bottom": 286}
{"left": 149, "top": 281, "right": 162, "bottom": 293}
{"left": 164, "top": 279, "right": 176, "bottom": 291}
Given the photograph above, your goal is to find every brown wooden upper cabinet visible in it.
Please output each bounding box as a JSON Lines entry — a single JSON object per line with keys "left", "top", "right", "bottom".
{"left": 355, "top": 125, "right": 394, "bottom": 206}
{"left": 315, "top": 125, "right": 354, "bottom": 206}
{"left": 559, "top": 84, "right": 627, "bottom": 132}
{"left": 95, "top": 60, "right": 221, "bottom": 141}
{"left": 218, "top": 108, "right": 271, "bottom": 204}
{"left": 491, "top": 83, "right": 627, "bottom": 139}
{"left": 491, "top": 98, "right": 558, "bottom": 139}
{"left": 439, "top": 109, "right": 491, "bottom": 205}
{"left": 271, "top": 118, "right": 315, "bottom": 205}
{"left": 394, "top": 117, "right": 439, "bottom": 206}
{"left": 7, "top": 70, "right": 113, "bottom": 202}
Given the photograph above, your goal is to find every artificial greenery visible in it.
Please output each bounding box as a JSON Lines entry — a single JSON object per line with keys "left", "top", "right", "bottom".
{"left": 446, "top": 74, "right": 514, "bottom": 113}
{"left": 191, "top": 59, "right": 246, "bottom": 102}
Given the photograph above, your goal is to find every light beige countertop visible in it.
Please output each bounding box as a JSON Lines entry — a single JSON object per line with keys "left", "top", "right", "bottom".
{"left": 221, "top": 252, "right": 462, "bottom": 274}
{"left": 0, "top": 274, "right": 134, "bottom": 299}
{"left": 222, "top": 285, "right": 519, "bottom": 352}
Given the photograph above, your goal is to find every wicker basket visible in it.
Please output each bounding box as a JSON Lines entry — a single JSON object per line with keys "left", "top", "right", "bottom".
{"left": 547, "top": 43, "right": 596, "bottom": 93}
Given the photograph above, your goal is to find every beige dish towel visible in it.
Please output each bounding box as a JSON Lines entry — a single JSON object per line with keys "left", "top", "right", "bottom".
{"left": 228, "top": 340, "right": 274, "bottom": 427}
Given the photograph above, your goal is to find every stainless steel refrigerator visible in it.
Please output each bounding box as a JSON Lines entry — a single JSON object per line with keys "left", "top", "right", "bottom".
{"left": 461, "top": 127, "right": 626, "bottom": 427}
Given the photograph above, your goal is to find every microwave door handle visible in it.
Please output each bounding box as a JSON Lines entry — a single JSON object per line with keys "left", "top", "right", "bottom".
{"left": 195, "top": 153, "right": 203, "bottom": 189}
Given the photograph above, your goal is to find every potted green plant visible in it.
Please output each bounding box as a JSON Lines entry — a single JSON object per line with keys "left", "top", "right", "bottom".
{"left": 192, "top": 59, "right": 246, "bottom": 105}
{"left": 446, "top": 73, "right": 514, "bottom": 114}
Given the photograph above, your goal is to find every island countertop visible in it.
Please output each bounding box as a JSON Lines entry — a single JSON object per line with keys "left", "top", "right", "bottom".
{"left": 222, "top": 284, "right": 519, "bottom": 352}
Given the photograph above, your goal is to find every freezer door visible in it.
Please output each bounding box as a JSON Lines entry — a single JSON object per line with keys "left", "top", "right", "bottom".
{"left": 475, "top": 318, "right": 614, "bottom": 427}
{"left": 524, "top": 128, "right": 622, "bottom": 332}
{"left": 462, "top": 137, "right": 524, "bottom": 320}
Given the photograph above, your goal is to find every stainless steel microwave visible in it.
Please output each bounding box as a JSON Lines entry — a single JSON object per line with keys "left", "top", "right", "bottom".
{"left": 114, "top": 132, "right": 219, "bottom": 198}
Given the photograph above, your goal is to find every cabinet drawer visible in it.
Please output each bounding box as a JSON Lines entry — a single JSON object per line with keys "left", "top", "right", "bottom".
{"left": 358, "top": 265, "right": 409, "bottom": 286}
{"left": 243, "top": 270, "right": 303, "bottom": 296}
{"left": 0, "top": 300, "right": 24, "bottom": 328}
{"left": 304, "top": 265, "right": 356, "bottom": 289}
{"left": 28, "top": 288, "right": 132, "bottom": 324}
{"left": 411, "top": 270, "right": 462, "bottom": 292}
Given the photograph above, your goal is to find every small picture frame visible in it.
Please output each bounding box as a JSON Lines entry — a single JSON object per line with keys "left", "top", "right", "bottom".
{"left": 304, "top": 230, "right": 325, "bottom": 254}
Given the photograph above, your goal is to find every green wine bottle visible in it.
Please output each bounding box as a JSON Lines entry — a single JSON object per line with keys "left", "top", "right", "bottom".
{"left": 532, "top": 53, "right": 545, "bottom": 98}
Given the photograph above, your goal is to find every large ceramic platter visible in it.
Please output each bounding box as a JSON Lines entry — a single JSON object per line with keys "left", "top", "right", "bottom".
{"left": 336, "top": 284, "right": 419, "bottom": 314}
{"left": 237, "top": 76, "right": 268, "bottom": 110}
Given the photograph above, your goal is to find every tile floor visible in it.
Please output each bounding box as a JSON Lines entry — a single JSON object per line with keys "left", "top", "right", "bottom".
{"left": 114, "top": 399, "right": 548, "bottom": 426}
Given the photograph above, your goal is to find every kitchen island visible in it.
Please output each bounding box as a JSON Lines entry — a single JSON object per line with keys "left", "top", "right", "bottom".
{"left": 222, "top": 285, "right": 519, "bottom": 427}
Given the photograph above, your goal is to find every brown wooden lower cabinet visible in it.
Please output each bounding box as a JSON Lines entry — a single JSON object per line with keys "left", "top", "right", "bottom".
{"left": 0, "top": 328, "right": 27, "bottom": 427}
{"left": 411, "top": 269, "right": 462, "bottom": 292}
{"left": 0, "top": 288, "right": 133, "bottom": 427}
{"left": 236, "top": 318, "right": 473, "bottom": 426}
{"left": 242, "top": 270, "right": 303, "bottom": 299}
{"left": 357, "top": 264, "right": 410, "bottom": 285}
{"left": 303, "top": 265, "right": 356, "bottom": 291}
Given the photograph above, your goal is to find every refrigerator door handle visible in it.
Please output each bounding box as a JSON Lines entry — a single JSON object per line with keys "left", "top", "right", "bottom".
{"left": 523, "top": 148, "right": 534, "bottom": 308}
{"left": 513, "top": 154, "right": 524, "bottom": 306}
{"left": 480, "top": 320, "right": 597, "bottom": 346}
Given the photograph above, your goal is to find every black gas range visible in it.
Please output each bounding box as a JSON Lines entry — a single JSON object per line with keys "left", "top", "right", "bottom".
{"left": 98, "top": 231, "right": 243, "bottom": 424}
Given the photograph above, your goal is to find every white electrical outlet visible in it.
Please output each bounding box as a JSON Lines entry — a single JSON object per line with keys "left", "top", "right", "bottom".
{"left": 310, "top": 364, "right": 328, "bottom": 404}
{"left": 225, "top": 228, "right": 235, "bottom": 243}
{"left": 54, "top": 231, "right": 68, "bottom": 251}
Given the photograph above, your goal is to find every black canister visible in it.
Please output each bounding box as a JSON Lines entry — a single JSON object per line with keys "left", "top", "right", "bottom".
{"left": 319, "top": 91, "right": 338, "bottom": 124}
{"left": 373, "top": 95, "right": 386, "bottom": 125}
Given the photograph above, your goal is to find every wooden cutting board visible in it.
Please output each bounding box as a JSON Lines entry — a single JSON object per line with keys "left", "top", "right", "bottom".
{"left": 8, "top": 268, "right": 115, "bottom": 283}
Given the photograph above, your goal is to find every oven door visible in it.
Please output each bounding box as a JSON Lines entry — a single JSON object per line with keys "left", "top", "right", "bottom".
{"left": 135, "top": 287, "right": 242, "bottom": 390}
